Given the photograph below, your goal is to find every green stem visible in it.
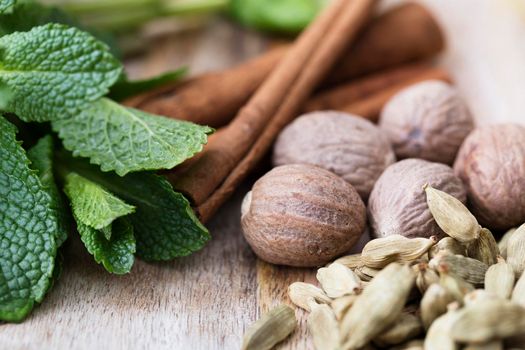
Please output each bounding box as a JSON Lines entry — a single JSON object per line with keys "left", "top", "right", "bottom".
{"left": 44, "top": 0, "right": 230, "bottom": 31}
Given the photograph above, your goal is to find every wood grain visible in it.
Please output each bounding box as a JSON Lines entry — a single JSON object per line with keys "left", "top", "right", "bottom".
{"left": 3, "top": 1, "right": 525, "bottom": 349}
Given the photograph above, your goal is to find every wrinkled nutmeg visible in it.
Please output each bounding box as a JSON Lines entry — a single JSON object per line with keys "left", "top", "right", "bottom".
{"left": 454, "top": 124, "right": 525, "bottom": 231}
{"left": 241, "top": 164, "right": 366, "bottom": 267}
{"left": 379, "top": 80, "right": 474, "bottom": 165}
{"left": 368, "top": 158, "right": 466, "bottom": 239}
{"left": 272, "top": 111, "right": 395, "bottom": 201}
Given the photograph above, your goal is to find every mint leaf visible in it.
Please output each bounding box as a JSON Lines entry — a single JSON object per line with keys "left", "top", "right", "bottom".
{"left": 76, "top": 217, "right": 135, "bottom": 274}
{"left": 27, "top": 135, "right": 69, "bottom": 246}
{"left": 108, "top": 67, "right": 188, "bottom": 101}
{"left": 0, "top": 23, "right": 122, "bottom": 122}
{"left": 0, "top": 81, "right": 13, "bottom": 109}
{"left": 60, "top": 155, "right": 210, "bottom": 260}
{"left": 0, "top": 0, "right": 15, "bottom": 14}
{"left": 63, "top": 172, "right": 135, "bottom": 233}
{"left": 0, "top": 115, "right": 57, "bottom": 322}
{"left": 53, "top": 98, "right": 213, "bottom": 176}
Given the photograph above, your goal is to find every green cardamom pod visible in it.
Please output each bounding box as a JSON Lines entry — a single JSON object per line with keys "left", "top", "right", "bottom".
{"left": 241, "top": 305, "right": 296, "bottom": 350}
{"left": 451, "top": 299, "right": 525, "bottom": 343}
{"left": 484, "top": 258, "right": 515, "bottom": 299}
{"left": 424, "top": 184, "right": 480, "bottom": 242}
{"left": 340, "top": 263, "right": 415, "bottom": 350}
{"left": 466, "top": 228, "right": 499, "bottom": 266}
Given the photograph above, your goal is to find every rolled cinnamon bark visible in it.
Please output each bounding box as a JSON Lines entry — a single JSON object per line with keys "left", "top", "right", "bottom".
{"left": 126, "top": 3, "right": 444, "bottom": 128}
{"left": 304, "top": 64, "right": 452, "bottom": 120}
{"left": 338, "top": 66, "right": 451, "bottom": 121}
{"left": 170, "top": 0, "right": 378, "bottom": 219}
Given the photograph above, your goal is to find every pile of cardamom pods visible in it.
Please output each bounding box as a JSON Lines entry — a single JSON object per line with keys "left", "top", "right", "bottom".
{"left": 241, "top": 185, "right": 525, "bottom": 350}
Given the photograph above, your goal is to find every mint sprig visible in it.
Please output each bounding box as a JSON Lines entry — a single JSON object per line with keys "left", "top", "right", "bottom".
{"left": 0, "top": 7, "right": 213, "bottom": 322}
{"left": 0, "top": 116, "right": 58, "bottom": 322}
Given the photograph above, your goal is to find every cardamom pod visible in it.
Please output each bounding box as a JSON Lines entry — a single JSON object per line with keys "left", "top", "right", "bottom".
{"left": 331, "top": 294, "right": 358, "bottom": 321}
{"left": 429, "top": 237, "right": 466, "bottom": 258}
{"left": 391, "top": 340, "right": 424, "bottom": 350}
{"left": 361, "top": 234, "right": 437, "bottom": 269}
{"left": 241, "top": 305, "right": 296, "bottom": 350}
{"left": 451, "top": 299, "right": 525, "bottom": 343}
{"left": 484, "top": 258, "right": 515, "bottom": 299}
{"left": 420, "top": 283, "right": 455, "bottom": 330}
{"left": 506, "top": 223, "right": 525, "bottom": 277}
{"left": 307, "top": 303, "right": 340, "bottom": 350}
{"left": 414, "top": 262, "right": 439, "bottom": 293}
{"left": 463, "top": 341, "right": 503, "bottom": 350}
{"left": 511, "top": 270, "right": 525, "bottom": 307}
{"left": 288, "top": 282, "right": 331, "bottom": 312}
{"left": 424, "top": 306, "right": 461, "bottom": 350}
{"left": 317, "top": 263, "right": 362, "bottom": 298}
{"left": 464, "top": 289, "right": 497, "bottom": 306}
{"left": 430, "top": 252, "right": 488, "bottom": 286}
{"left": 467, "top": 228, "right": 499, "bottom": 266}
{"left": 424, "top": 184, "right": 480, "bottom": 242}
{"left": 437, "top": 263, "right": 475, "bottom": 303}
{"left": 498, "top": 228, "right": 516, "bottom": 259}
{"left": 340, "top": 263, "right": 415, "bottom": 350}
{"left": 333, "top": 253, "right": 362, "bottom": 269}
{"left": 373, "top": 312, "right": 422, "bottom": 346}
{"left": 354, "top": 265, "right": 380, "bottom": 281}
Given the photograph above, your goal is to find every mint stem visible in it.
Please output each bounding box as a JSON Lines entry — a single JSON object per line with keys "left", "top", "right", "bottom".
{"left": 45, "top": 0, "right": 229, "bottom": 31}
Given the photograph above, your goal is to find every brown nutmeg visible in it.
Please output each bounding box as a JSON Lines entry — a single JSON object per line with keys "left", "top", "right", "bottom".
{"left": 272, "top": 111, "right": 395, "bottom": 201}
{"left": 454, "top": 124, "right": 525, "bottom": 230}
{"left": 368, "top": 158, "right": 466, "bottom": 239}
{"left": 241, "top": 164, "right": 366, "bottom": 267}
{"left": 379, "top": 80, "right": 474, "bottom": 165}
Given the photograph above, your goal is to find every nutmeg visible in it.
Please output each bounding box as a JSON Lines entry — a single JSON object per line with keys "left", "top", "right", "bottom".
{"left": 379, "top": 80, "right": 474, "bottom": 165}
{"left": 454, "top": 124, "right": 525, "bottom": 230}
{"left": 241, "top": 164, "right": 366, "bottom": 267}
{"left": 368, "top": 158, "right": 466, "bottom": 239}
{"left": 272, "top": 111, "right": 395, "bottom": 201}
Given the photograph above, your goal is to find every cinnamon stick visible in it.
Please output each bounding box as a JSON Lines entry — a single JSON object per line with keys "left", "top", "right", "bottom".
{"left": 339, "top": 67, "right": 452, "bottom": 121}
{"left": 303, "top": 63, "right": 436, "bottom": 112}
{"left": 303, "top": 64, "right": 452, "bottom": 118}
{"left": 126, "top": 3, "right": 444, "bottom": 128}
{"left": 171, "top": 0, "right": 378, "bottom": 221}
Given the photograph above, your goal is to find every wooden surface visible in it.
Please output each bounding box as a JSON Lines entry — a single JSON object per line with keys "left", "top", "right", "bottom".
{"left": 2, "top": 1, "right": 525, "bottom": 349}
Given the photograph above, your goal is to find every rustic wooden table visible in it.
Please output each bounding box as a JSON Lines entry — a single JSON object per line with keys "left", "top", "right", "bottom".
{"left": 2, "top": 1, "right": 525, "bottom": 349}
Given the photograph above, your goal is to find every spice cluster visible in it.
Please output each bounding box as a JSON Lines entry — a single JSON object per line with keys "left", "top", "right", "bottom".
{"left": 240, "top": 78, "right": 525, "bottom": 348}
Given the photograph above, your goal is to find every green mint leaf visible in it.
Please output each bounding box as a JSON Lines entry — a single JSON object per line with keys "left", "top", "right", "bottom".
{"left": 0, "top": 23, "right": 122, "bottom": 122}
{"left": 0, "top": 0, "right": 15, "bottom": 14}
{"left": 0, "top": 81, "right": 13, "bottom": 109}
{"left": 108, "top": 67, "right": 188, "bottom": 101}
{"left": 99, "top": 224, "right": 113, "bottom": 241}
{"left": 60, "top": 155, "right": 210, "bottom": 261}
{"left": 63, "top": 172, "right": 135, "bottom": 233}
{"left": 52, "top": 98, "right": 213, "bottom": 176}
{"left": 75, "top": 217, "right": 135, "bottom": 274}
{"left": 0, "top": 115, "right": 57, "bottom": 322}
{"left": 27, "top": 135, "right": 69, "bottom": 246}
